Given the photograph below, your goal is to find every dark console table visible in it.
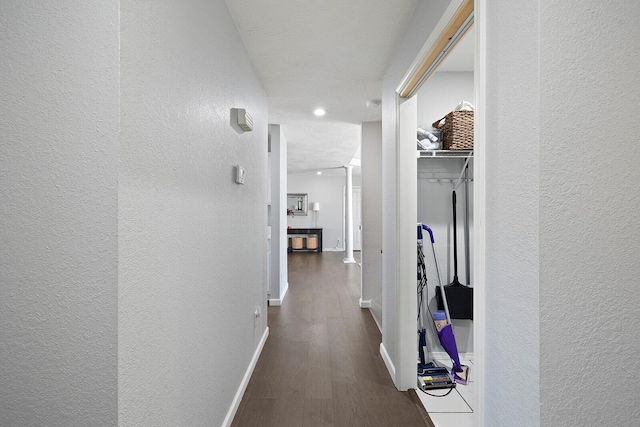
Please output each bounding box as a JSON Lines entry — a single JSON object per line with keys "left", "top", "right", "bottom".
{"left": 287, "top": 228, "right": 323, "bottom": 253}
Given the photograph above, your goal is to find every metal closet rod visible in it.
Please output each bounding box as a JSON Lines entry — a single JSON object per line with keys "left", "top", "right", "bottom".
{"left": 418, "top": 178, "right": 473, "bottom": 183}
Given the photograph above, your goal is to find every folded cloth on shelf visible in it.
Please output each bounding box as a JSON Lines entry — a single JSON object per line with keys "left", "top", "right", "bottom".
{"left": 421, "top": 140, "right": 441, "bottom": 150}
{"left": 417, "top": 127, "right": 440, "bottom": 149}
{"left": 454, "top": 101, "right": 474, "bottom": 111}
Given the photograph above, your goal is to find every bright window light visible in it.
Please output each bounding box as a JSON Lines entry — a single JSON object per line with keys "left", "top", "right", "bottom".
{"left": 313, "top": 108, "right": 326, "bottom": 116}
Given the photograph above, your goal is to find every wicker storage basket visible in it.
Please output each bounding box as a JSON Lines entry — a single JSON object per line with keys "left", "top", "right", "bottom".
{"left": 292, "top": 236, "right": 304, "bottom": 249}
{"left": 432, "top": 110, "right": 474, "bottom": 150}
{"left": 307, "top": 236, "right": 318, "bottom": 250}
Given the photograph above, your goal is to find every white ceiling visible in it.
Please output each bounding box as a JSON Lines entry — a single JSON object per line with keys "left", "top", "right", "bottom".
{"left": 225, "top": 0, "right": 420, "bottom": 175}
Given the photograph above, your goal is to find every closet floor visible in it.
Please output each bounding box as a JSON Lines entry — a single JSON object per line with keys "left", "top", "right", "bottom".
{"left": 416, "top": 358, "right": 474, "bottom": 427}
{"left": 232, "top": 251, "right": 431, "bottom": 427}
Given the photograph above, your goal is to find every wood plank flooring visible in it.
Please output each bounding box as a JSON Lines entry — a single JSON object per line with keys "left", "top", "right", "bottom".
{"left": 232, "top": 252, "right": 430, "bottom": 427}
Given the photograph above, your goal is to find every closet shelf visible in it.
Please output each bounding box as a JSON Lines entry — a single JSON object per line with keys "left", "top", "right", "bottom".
{"left": 417, "top": 150, "right": 473, "bottom": 159}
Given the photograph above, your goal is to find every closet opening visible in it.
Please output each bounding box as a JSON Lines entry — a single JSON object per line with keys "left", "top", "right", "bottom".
{"left": 392, "top": 0, "right": 485, "bottom": 425}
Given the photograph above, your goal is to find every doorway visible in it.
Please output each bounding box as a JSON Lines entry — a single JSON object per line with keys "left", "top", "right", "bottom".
{"left": 353, "top": 187, "right": 362, "bottom": 252}
{"left": 342, "top": 185, "right": 362, "bottom": 253}
{"left": 392, "top": 0, "right": 485, "bottom": 425}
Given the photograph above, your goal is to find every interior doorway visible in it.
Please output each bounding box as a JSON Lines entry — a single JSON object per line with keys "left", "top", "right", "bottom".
{"left": 342, "top": 185, "right": 362, "bottom": 254}
{"left": 352, "top": 187, "right": 362, "bottom": 251}
{"left": 392, "top": 0, "right": 484, "bottom": 425}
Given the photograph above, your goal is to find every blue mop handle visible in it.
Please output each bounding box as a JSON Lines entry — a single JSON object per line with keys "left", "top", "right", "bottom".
{"left": 417, "top": 223, "right": 435, "bottom": 243}
{"left": 421, "top": 223, "right": 453, "bottom": 324}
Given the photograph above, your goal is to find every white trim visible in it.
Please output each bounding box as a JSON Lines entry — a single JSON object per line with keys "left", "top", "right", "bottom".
{"left": 396, "top": 0, "right": 467, "bottom": 95}
{"left": 268, "top": 282, "right": 288, "bottom": 306}
{"left": 396, "top": 96, "right": 418, "bottom": 391}
{"left": 473, "top": 1, "right": 487, "bottom": 425}
{"left": 359, "top": 298, "right": 372, "bottom": 308}
{"left": 380, "top": 342, "right": 396, "bottom": 383}
{"left": 221, "top": 326, "right": 270, "bottom": 427}
{"left": 322, "top": 247, "right": 344, "bottom": 252}
{"left": 342, "top": 185, "right": 364, "bottom": 254}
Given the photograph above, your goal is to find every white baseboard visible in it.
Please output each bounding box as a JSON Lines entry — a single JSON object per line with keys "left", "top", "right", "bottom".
{"left": 359, "top": 298, "right": 371, "bottom": 308}
{"left": 323, "top": 247, "right": 344, "bottom": 252}
{"left": 268, "top": 282, "right": 288, "bottom": 306}
{"left": 380, "top": 342, "right": 396, "bottom": 385}
{"left": 222, "top": 326, "right": 269, "bottom": 427}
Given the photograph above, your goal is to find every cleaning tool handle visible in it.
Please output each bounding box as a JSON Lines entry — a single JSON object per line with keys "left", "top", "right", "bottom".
{"left": 452, "top": 191, "right": 458, "bottom": 278}
{"left": 433, "top": 310, "right": 448, "bottom": 332}
{"left": 417, "top": 223, "right": 435, "bottom": 243}
{"left": 422, "top": 224, "right": 435, "bottom": 243}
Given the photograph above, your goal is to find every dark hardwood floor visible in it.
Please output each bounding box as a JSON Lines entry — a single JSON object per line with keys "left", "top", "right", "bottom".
{"left": 232, "top": 252, "right": 430, "bottom": 427}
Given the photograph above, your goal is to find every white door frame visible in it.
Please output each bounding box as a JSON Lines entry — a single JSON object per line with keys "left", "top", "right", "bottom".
{"left": 393, "top": 1, "right": 486, "bottom": 425}
{"left": 342, "top": 185, "right": 362, "bottom": 252}
{"left": 396, "top": 97, "right": 418, "bottom": 391}
{"left": 352, "top": 187, "right": 362, "bottom": 251}
{"left": 472, "top": 2, "right": 487, "bottom": 424}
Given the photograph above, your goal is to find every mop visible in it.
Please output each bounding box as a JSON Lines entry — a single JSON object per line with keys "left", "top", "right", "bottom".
{"left": 419, "top": 223, "right": 470, "bottom": 386}
{"left": 417, "top": 224, "right": 455, "bottom": 391}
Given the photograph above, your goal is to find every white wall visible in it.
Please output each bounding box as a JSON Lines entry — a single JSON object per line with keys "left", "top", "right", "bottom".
{"left": 0, "top": 2, "right": 119, "bottom": 425}
{"left": 118, "top": 1, "right": 268, "bottom": 426}
{"left": 418, "top": 71, "right": 475, "bottom": 128}
{"left": 538, "top": 1, "right": 640, "bottom": 425}
{"left": 287, "top": 173, "right": 362, "bottom": 251}
{"left": 2, "top": 2, "right": 270, "bottom": 424}
{"left": 478, "top": 0, "right": 640, "bottom": 425}
{"left": 269, "top": 125, "right": 289, "bottom": 305}
{"left": 381, "top": 0, "right": 451, "bottom": 377}
{"left": 361, "top": 122, "right": 383, "bottom": 326}
{"left": 481, "top": 1, "right": 540, "bottom": 424}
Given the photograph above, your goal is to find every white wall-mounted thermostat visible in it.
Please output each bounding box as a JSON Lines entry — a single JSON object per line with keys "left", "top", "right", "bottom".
{"left": 235, "top": 165, "right": 245, "bottom": 184}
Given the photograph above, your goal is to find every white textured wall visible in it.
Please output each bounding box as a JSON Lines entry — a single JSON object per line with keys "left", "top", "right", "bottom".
{"left": 269, "top": 124, "right": 288, "bottom": 303}
{"left": 119, "top": 1, "right": 268, "bottom": 425}
{"left": 483, "top": 1, "right": 540, "bottom": 424}
{"left": 539, "top": 0, "right": 640, "bottom": 425}
{"left": 361, "top": 122, "right": 383, "bottom": 325}
{"left": 287, "top": 173, "right": 362, "bottom": 251}
{"left": 0, "top": 2, "right": 119, "bottom": 426}
{"left": 381, "top": 0, "right": 451, "bottom": 373}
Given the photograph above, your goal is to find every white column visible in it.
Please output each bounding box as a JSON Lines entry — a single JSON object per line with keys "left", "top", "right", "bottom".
{"left": 344, "top": 165, "right": 356, "bottom": 263}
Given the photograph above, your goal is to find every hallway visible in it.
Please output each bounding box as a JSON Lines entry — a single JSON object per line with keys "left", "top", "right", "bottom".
{"left": 232, "top": 252, "right": 430, "bottom": 426}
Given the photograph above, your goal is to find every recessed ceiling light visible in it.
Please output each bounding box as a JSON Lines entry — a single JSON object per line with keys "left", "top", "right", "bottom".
{"left": 317, "top": 171, "right": 322, "bottom": 175}
{"left": 314, "top": 108, "right": 326, "bottom": 117}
